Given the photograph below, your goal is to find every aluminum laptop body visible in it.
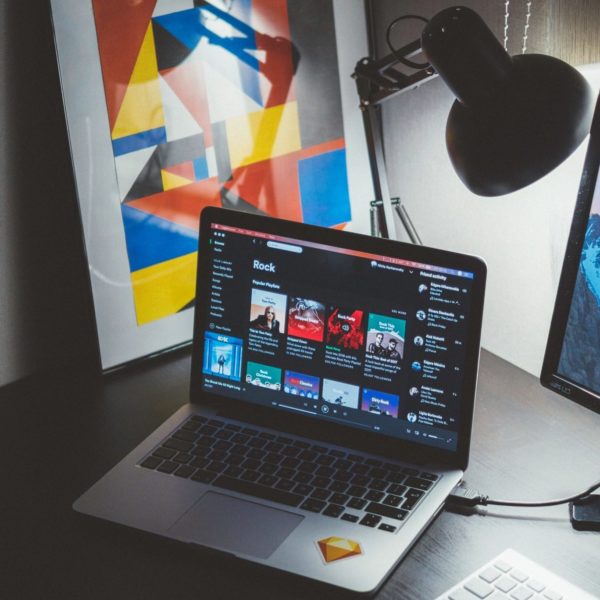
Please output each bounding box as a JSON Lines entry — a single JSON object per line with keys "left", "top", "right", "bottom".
{"left": 74, "top": 207, "right": 486, "bottom": 594}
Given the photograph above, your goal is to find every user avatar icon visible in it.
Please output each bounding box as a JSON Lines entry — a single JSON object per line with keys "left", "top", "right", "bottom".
{"left": 418, "top": 284, "right": 428, "bottom": 294}
{"left": 414, "top": 335, "right": 424, "bottom": 346}
{"left": 409, "top": 386, "right": 419, "bottom": 397}
{"left": 411, "top": 361, "right": 422, "bottom": 372}
{"left": 407, "top": 412, "right": 417, "bottom": 423}
{"left": 416, "top": 310, "right": 426, "bottom": 321}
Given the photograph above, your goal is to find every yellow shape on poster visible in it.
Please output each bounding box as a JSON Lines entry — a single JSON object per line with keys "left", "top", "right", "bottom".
{"left": 131, "top": 252, "right": 197, "bottom": 326}
{"left": 161, "top": 169, "right": 194, "bottom": 192}
{"left": 226, "top": 101, "right": 301, "bottom": 169}
{"left": 112, "top": 22, "right": 165, "bottom": 141}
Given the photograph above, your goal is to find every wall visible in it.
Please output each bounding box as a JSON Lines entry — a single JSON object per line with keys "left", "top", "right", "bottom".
{"left": 0, "top": 1, "right": 96, "bottom": 387}
{"left": 371, "top": 0, "right": 600, "bottom": 375}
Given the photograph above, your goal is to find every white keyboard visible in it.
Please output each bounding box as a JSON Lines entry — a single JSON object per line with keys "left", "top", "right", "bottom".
{"left": 435, "top": 548, "right": 599, "bottom": 600}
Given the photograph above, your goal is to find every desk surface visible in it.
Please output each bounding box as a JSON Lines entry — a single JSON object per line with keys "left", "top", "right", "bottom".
{"left": 2, "top": 349, "right": 599, "bottom": 599}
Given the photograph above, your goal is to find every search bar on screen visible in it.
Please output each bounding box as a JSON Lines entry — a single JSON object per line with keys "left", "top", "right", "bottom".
{"left": 267, "top": 241, "right": 303, "bottom": 254}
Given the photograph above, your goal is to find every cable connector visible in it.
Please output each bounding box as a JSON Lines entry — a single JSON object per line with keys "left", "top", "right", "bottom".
{"left": 446, "top": 484, "right": 487, "bottom": 508}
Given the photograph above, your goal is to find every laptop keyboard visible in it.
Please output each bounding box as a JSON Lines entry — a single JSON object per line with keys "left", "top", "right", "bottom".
{"left": 138, "top": 414, "right": 439, "bottom": 534}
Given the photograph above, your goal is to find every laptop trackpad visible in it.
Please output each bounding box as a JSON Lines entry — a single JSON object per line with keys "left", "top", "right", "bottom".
{"left": 168, "top": 491, "right": 304, "bottom": 559}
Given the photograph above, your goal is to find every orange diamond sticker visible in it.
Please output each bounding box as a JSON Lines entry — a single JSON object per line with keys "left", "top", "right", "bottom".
{"left": 317, "top": 536, "right": 362, "bottom": 564}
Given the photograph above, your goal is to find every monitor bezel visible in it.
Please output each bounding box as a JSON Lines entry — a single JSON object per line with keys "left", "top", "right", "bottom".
{"left": 541, "top": 96, "right": 600, "bottom": 415}
{"left": 191, "top": 206, "right": 487, "bottom": 471}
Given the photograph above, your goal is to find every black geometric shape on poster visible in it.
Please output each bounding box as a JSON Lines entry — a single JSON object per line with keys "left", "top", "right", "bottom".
{"left": 212, "top": 121, "right": 232, "bottom": 183}
{"left": 156, "top": 133, "right": 205, "bottom": 168}
{"left": 124, "top": 134, "right": 206, "bottom": 202}
{"left": 287, "top": 0, "right": 344, "bottom": 147}
{"left": 220, "top": 187, "right": 268, "bottom": 216}
{"left": 152, "top": 20, "right": 193, "bottom": 72}
{"left": 124, "top": 151, "right": 164, "bottom": 201}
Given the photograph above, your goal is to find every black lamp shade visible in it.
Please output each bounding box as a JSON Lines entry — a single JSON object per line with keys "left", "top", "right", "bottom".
{"left": 422, "top": 7, "right": 594, "bottom": 197}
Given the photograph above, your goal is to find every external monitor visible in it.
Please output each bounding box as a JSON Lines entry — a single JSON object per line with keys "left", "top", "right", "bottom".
{"left": 541, "top": 96, "right": 600, "bottom": 415}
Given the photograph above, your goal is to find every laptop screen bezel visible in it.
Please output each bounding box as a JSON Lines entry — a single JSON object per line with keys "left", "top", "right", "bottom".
{"left": 190, "top": 207, "right": 486, "bottom": 471}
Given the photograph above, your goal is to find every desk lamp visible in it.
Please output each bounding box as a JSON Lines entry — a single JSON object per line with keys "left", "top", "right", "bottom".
{"left": 353, "top": 6, "right": 595, "bottom": 242}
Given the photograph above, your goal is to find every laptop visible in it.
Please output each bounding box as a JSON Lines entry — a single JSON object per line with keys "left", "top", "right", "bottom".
{"left": 74, "top": 207, "right": 486, "bottom": 594}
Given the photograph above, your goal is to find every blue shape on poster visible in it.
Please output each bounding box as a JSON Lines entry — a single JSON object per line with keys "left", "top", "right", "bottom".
{"left": 298, "top": 149, "right": 352, "bottom": 227}
{"left": 193, "top": 157, "right": 209, "bottom": 181}
{"left": 154, "top": 5, "right": 262, "bottom": 106}
{"left": 122, "top": 205, "right": 198, "bottom": 272}
{"left": 153, "top": 9, "right": 209, "bottom": 52}
{"left": 113, "top": 127, "right": 167, "bottom": 157}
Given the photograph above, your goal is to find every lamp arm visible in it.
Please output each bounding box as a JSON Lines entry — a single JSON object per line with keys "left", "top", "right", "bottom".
{"left": 353, "top": 40, "right": 436, "bottom": 243}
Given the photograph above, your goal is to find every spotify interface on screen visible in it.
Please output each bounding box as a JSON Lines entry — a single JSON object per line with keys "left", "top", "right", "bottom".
{"left": 199, "top": 223, "right": 476, "bottom": 451}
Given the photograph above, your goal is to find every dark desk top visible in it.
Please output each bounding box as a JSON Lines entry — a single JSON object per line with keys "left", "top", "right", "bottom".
{"left": 2, "top": 349, "right": 599, "bottom": 599}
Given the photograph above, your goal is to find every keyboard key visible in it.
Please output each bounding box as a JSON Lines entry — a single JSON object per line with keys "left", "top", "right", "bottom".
{"left": 258, "top": 474, "right": 278, "bottom": 487}
{"left": 323, "top": 504, "right": 345, "bottom": 518}
{"left": 464, "top": 577, "right": 494, "bottom": 598}
{"left": 341, "top": 513, "right": 359, "bottom": 523}
{"left": 359, "top": 513, "right": 381, "bottom": 527}
{"left": 293, "top": 483, "right": 313, "bottom": 496}
{"left": 258, "top": 463, "right": 278, "bottom": 475}
{"left": 190, "top": 457, "right": 210, "bottom": 469}
{"left": 173, "top": 453, "right": 192, "bottom": 464}
{"left": 402, "top": 467, "right": 419, "bottom": 475}
{"left": 510, "top": 586, "right": 533, "bottom": 600}
{"left": 420, "top": 471, "right": 439, "bottom": 481}
{"left": 249, "top": 437, "right": 267, "bottom": 449}
{"left": 153, "top": 447, "right": 176, "bottom": 459}
{"left": 404, "top": 476, "right": 433, "bottom": 490}
{"left": 369, "top": 467, "right": 387, "bottom": 479}
{"left": 365, "top": 502, "right": 408, "bottom": 520}
{"left": 293, "top": 472, "right": 312, "bottom": 484}
{"left": 213, "top": 475, "right": 303, "bottom": 507}
{"left": 329, "top": 481, "right": 348, "bottom": 493}
{"left": 163, "top": 438, "right": 194, "bottom": 453}
{"left": 174, "top": 465, "right": 195, "bottom": 478}
{"left": 389, "top": 472, "right": 406, "bottom": 484}
{"left": 478, "top": 567, "right": 502, "bottom": 584}
{"left": 329, "top": 449, "right": 345, "bottom": 457}
{"left": 495, "top": 576, "right": 517, "bottom": 593}
{"left": 173, "top": 429, "right": 198, "bottom": 442}
{"left": 224, "top": 423, "right": 241, "bottom": 431}
{"left": 388, "top": 484, "right": 407, "bottom": 496}
{"left": 348, "top": 497, "right": 367, "bottom": 510}
{"left": 510, "top": 569, "right": 529, "bottom": 583}
{"left": 369, "top": 479, "right": 388, "bottom": 491}
{"left": 346, "top": 485, "right": 367, "bottom": 498}
{"left": 242, "top": 427, "right": 258, "bottom": 436}
{"left": 383, "top": 494, "right": 403, "bottom": 507}
{"left": 317, "top": 454, "right": 334, "bottom": 466}
{"left": 311, "top": 488, "right": 331, "bottom": 501}
{"left": 207, "top": 461, "right": 227, "bottom": 473}
{"left": 312, "top": 476, "right": 331, "bottom": 488}
{"left": 526, "top": 580, "right": 545, "bottom": 593}
{"left": 265, "top": 453, "right": 284, "bottom": 465}
{"left": 241, "top": 469, "right": 260, "bottom": 482}
{"left": 224, "top": 466, "right": 243, "bottom": 478}
{"left": 157, "top": 461, "right": 178, "bottom": 474}
{"left": 329, "top": 493, "right": 349, "bottom": 505}
{"left": 215, "top": 429, "right": 233, "bottom": 440}
{"left": 208, "top": 419, "right": 224, "bottom": 427}
{"left": 275, "top": 479, "right": 295, "bottom": 491}
{"left": 405, "top": 488, "right": 425, "bottom": 500}
{"left": 140, "top": 456, "right": 162, "bottom": 469}
{"left": 365, "top": 490, "right": 384, "bottom": 502}
{"left": 378, "top": 523, "right": 397, "bottom": 533}
{"left": 542, "top": 590, "right": 563, "bottom": 600}
{"left": 301, "top": 498, "right": 326, "bottom": 513}
{"left": 191, "top": 469, "right": 217, "bottom": 484}
{"left": 365, "top": 458, "right": 382, "bottom": 467}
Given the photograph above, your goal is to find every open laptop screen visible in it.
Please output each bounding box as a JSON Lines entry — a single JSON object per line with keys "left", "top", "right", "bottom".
{"left": 194, "top": 209, "right": 485, "bottom": 456}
